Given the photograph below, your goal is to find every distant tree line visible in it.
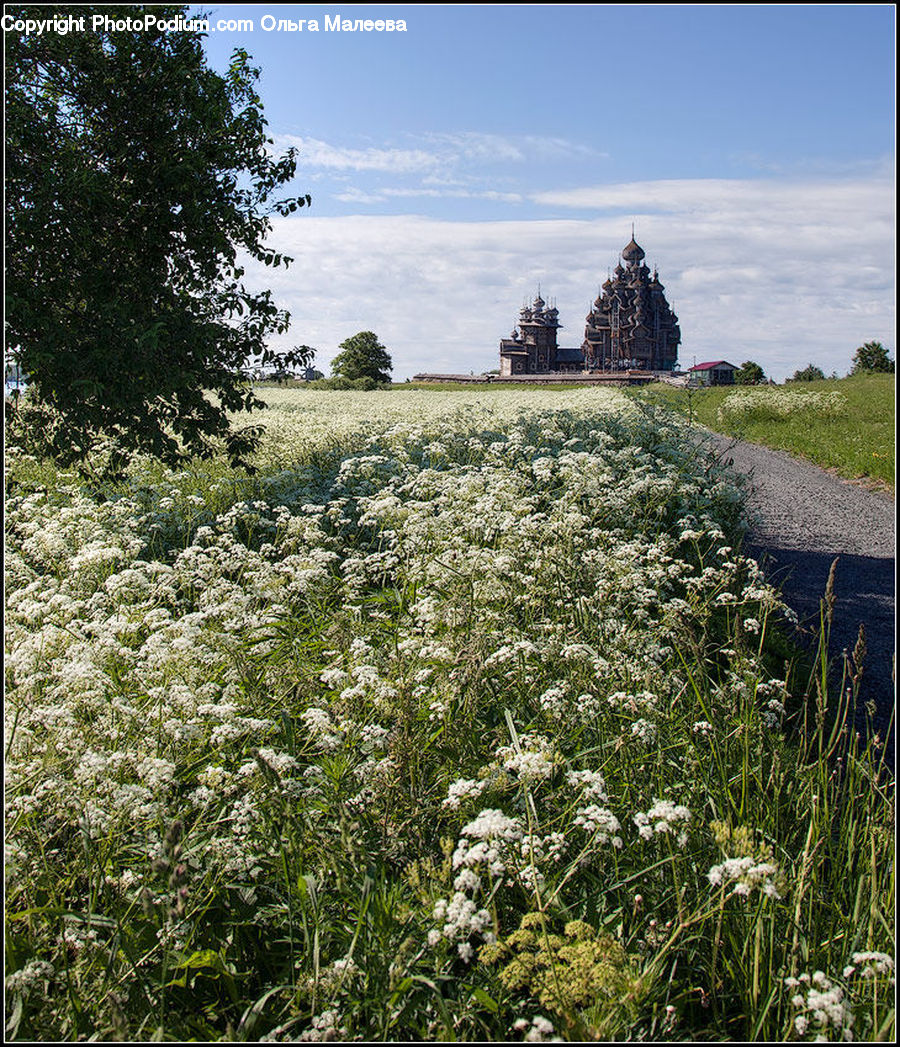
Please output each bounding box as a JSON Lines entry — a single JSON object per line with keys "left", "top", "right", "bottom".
{"left": 788, "top": 364, "right": 827, "bottom": 383}
{"left": 785, "top": 342, "right": 894, "bottom": 383}
{"left": 731, "top": 341, "right": 893, "bottom": 387}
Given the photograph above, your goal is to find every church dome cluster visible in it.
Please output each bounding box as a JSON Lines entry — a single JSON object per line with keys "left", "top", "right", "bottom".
{"left": 499, "top": 235, "right": 680, "bottom": 376}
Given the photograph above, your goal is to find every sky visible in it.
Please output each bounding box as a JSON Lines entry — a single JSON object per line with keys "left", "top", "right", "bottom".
{"left": 193, "top": 4, "right": 895, "bottom": 381}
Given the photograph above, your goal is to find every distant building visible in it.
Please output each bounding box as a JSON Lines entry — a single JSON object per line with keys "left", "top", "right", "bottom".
{"left": 582, "top": 237, "right": 681, "bottom": 371}
{"left": 499, "top": 294, "right": 585, "bottom": 376}
{"left": 499, "top": 235, "right": 680, "bottom": 376}
{"left": 251, "top": 364, "right": 322, "bottom": 381}
{"left": 687, "top": 360, "right": 738, "bottom": 386}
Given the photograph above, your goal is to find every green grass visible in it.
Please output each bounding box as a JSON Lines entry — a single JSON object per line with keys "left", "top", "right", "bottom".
{"left": 631, "top": 374, "right": 895, "bottom": 491}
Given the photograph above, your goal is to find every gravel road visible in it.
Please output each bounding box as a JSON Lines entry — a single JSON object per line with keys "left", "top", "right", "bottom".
{"left": 704, "top": 433, "right": 895, "bottom": 760}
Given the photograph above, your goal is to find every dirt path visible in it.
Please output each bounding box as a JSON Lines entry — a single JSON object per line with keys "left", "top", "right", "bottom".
{"left": 704, "top": 433, "right": 895, "bottom": 759}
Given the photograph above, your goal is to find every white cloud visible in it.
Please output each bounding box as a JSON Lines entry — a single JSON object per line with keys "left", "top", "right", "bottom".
{"left": 277, "top": 131, "right": 605, "bottom": 176}
{"left": 334, "top": 186, "right": 524, "bottom": 204}
{"left": 415, "top": 131, "right": 601, "bottom": 164}
{"left": 420, "top": 131, "right": 526, "bottom": 164}
{"left": 332, "top": 187, "right": 388, "bottom": 204}
{"left": 385, "top": 187, "right": 524, "bottom": 202}
{"left": 243, "top": 175, "right": 894, "bottom": 382}
{"left": 532, "top": 176, "right": 894, "bottom": 224}
{"left": 522, "top": 135, "right": 605, "bottom": 160}
{"left": 278, "top": 136, "right": 437, "bottom": 173}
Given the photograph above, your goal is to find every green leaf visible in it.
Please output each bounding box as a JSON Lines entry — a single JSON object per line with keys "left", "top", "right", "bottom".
{"left": 470, "top": 987, "right": 499, "bottom": 1013}
{"left": 174, "top": 949, "right": 225, "bottom": 971}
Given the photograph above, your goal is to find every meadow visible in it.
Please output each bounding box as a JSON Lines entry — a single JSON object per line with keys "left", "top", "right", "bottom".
{"left": 5, "top": 387, "right": 894, "bottom": 1042}
{"left": 632, "top": 374, "right": 895, "bottom": 491}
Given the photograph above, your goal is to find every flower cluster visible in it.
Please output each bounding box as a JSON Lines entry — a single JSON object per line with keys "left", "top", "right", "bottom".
{"left": 707, "top": 855, "right": 782, "bottom": 899}
{"left": 511, "top": 1015, "right": 558, "bottom": 1042}
{"left": 296, "top": 1009, "right": 349, "bottom": 1042}
{"left": 443, "top": 777, "right": 488, "bottom": 810}
{"left": 496, "top": 735, "right": 558, "bottom": 782}
{"left": 785, "top": 971, "right": 854, "bottom": 1040}
{"left": 6, "top": 959, "right": 55, "bottom": 996}
{"left": 707, "top": 822, "right": 784, "bottom": 900}
{"left": 633, "top": 799, "right": 692, "bottom": 846}
{"left": 429, "top": 893, "right": 495, "bottom": 961}
{"left": 717, "top": 388, "right": 847, "bottom": 424}
{"left": 484, "top": 913, "right": 643, "bottom": 1035}
{"left": 564, "top": 768, "right": 608, "bottom": 801}
{"left": 842, "top": 951, "right": 894, "bottom": 982}
{"left": 573, "top": 805, "right": 623, "bottom": 847}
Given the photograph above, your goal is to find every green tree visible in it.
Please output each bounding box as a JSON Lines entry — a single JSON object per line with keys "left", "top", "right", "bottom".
{"left": 735, "top": 360, "right": 766, "bottom": 385}
{"left": 330, "top": 332, "right": 393, "bottom": 384}
{"left": 850, "top": 341, "right": 895, "bottom": 374}
{"left": 5, "top": 4, "right": 310, "bottom": 470}
{"left": 789, "top": 365, "right": 826, "bottom": 382}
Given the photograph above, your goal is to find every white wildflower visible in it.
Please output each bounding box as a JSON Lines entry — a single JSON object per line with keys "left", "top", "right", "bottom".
{"left": 709, "top": 855, "right": 782, "bottom": 899}
{"left": 6, "top": 959, "right": 55, "bottom": 995}
{"left": 786, "top": 971, "right": 854, "bottom": 1040}
{"left": 497, "top": 736, "right": 556, "bottom": 781}
{"left": 574, "top": 805, "right": 622, "bottom": 847}
{"left": 630, "top": 718, "right": 658, "bottom": 746}
{"left": 443, "top": 777, "right": 488, "bottom": 810}
{"left": 634, "top": 799, "right": 691, "bottom": 843}
{"left": 847, "top": 951, "right": 894, "bottom": 981}
{"left": 461, "top": 809, "right": 524, "bottom": 843}
{"left": 565, "top": 768, "right": 608, "bottom": 801}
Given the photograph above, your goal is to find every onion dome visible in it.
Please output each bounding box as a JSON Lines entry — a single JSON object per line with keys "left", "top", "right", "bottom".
{"left": 614, "top": 262, "right": 625, "bottom": 277}
{"left": 622, "top": 237, "right": 645, "bottom": 262}
{"left": 520, "top": 305, "right": 533, "bottom": 320}
{"left": 532, "top": 294, "right": 545, "bottom": 313}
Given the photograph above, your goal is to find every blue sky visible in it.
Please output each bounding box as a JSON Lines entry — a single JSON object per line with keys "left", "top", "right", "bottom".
{"left": 193, "top": 4, "right": 895, "bottom": 380}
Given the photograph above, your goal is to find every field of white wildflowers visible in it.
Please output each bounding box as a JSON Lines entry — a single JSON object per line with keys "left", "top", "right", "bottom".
{"left": 5, "top": 388, "right": 894, "bottom": 1041}
{"left": 716, "top": 388, "right": 849, "bottom": 425}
